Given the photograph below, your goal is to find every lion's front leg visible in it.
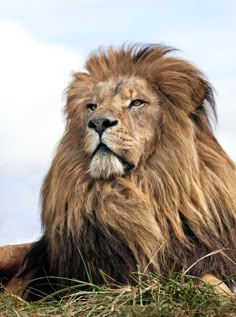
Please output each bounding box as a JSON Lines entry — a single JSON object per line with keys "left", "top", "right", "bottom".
{"left": 201, "top": 274, "right": 233, "bottom": 296}
{"left": 0, "top": 243, "right": 32, "bottom": 296}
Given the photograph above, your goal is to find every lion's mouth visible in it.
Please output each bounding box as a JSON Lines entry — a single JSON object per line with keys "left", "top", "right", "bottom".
{"left": 92, "top": 143, "right": 134, "bottom": 171}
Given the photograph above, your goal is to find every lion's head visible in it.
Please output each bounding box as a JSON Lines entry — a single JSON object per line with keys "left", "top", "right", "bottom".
{"left": 63, "top": 45, "right": 213, "bottom": 181}
{"left": 20, "top": 44, "right": 236, "bottom": 298}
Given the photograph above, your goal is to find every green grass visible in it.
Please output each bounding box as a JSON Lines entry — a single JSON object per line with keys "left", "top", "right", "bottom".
{"left": 0, "top": 275, "right": 236, "bottom": 317}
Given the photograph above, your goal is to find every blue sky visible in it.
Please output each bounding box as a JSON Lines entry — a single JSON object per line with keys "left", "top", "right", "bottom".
{"left": 0, "top": 0, "right": 235, "bottom": 245}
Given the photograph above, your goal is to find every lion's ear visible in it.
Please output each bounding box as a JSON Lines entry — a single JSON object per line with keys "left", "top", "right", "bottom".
{"left": 191, "top": 76, "right": 215, "bottom": 112}
{"left": 190, "top": 75, "right": 216, "bottom": 128}
{"left": 192, "top": 79, "right": 207, "bottom": 110}
{"left": 150, "top": 58, "right": 215, "bottom": 119}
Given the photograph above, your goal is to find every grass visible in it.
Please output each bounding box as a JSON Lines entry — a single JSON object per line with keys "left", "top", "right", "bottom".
{"left": 1, "top": 274, "right": 236, "bottom": 316}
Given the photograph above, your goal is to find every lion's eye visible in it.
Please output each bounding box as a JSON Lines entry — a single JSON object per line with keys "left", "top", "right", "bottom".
{"left": 129, "top": 99, "right": 145, "bottom": 108}
{"left": 86, "top": 103, "right": 97, "bottom": 111}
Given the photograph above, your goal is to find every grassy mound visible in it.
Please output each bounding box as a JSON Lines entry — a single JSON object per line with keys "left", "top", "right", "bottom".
{"left": 1, "top": 274, "right": 235, "bottom": 316}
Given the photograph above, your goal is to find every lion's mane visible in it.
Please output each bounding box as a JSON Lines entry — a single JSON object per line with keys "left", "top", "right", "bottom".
{"left": 22, "top": 44, "right": 236, "bottom": 298}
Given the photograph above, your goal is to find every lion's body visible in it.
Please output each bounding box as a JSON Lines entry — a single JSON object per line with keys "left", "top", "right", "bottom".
{"left": 1, "top": 44, "right": 236, "bottom": 299}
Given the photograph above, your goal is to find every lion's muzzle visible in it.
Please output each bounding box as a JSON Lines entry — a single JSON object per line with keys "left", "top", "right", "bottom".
{"left": 86, "top": 116, "right": 135, "bottom": 178}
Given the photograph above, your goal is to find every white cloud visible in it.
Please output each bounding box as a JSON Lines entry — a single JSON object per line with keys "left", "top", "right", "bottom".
{"left": 0, "top": 19, "right": 82, "bottom": 167}
{"left": 0, "top": 19, "right": 82, "bottom": 245}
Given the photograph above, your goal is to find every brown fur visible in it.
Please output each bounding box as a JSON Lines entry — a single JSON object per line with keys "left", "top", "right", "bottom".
{"left": 1, "top": 44, "right": 236, "bottom": 299}
{"left": 0, "top": 243, "right": 32, "bottom": 295}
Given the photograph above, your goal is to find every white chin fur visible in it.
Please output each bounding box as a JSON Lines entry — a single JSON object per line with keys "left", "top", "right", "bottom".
{"left": 88, "top": 151, "right": 125, "bottom": 179}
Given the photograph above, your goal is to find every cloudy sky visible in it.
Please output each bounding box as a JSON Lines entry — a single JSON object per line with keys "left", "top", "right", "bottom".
{"left": 0, "top": 0, "right": 235, "bottom": 246}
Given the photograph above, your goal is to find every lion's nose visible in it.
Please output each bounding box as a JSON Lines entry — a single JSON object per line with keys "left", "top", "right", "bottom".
{"left": 88, "top": 117, "right": 118, "bottom": 136}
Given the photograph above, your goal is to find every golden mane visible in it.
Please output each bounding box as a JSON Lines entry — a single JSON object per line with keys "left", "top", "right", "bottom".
{"left": 2, "top": 44, "right": 236, "bottom": 299}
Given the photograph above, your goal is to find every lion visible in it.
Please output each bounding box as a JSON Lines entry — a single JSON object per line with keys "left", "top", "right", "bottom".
{"left": 1, "top": 44, "right": 236, "bottom": 299}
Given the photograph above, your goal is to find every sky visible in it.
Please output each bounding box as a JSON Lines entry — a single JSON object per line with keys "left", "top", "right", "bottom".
{"left": 0, "top": 0, "right": 235, "bottom": 246}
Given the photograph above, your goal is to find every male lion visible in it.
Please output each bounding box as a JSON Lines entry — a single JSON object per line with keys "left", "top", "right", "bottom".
{"left": 1, "top": 44, "right": 236, "bottom": 299}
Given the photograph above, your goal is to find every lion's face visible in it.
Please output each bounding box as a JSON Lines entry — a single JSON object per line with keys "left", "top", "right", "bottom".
{"left": 82, "top": 77, "right": 159, "bottom": 179}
